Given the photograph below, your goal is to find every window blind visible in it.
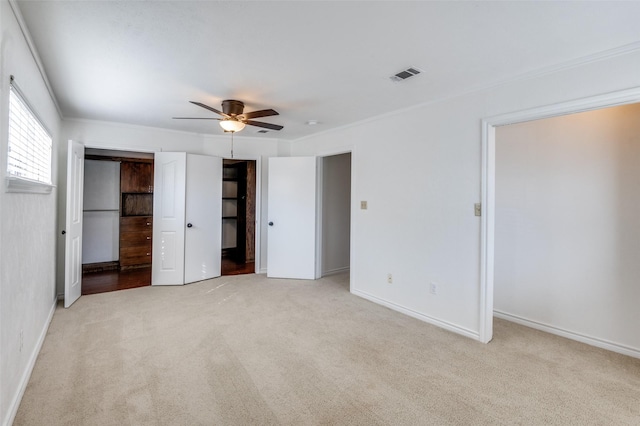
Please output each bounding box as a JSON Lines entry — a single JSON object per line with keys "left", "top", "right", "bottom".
{"left": 7, "top": 83, "right": 52, "bottom": 185}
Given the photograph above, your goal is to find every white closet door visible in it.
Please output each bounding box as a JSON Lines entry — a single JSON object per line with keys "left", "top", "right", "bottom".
{"left": 152, "top": 152, "right": 187, "bottom": 285}
{"left": 64, "top": 140, "right": 85, "bottom": 307}
{"left": 267, "top": 156, "right": 317, "bottom": 279}
{"left": 184, "top": 154, "right": 222, "bottom": 283}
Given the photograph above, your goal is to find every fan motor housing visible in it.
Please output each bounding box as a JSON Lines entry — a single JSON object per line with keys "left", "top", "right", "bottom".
{"left": 222, "top": 100, "right": 245, "bottom": 116}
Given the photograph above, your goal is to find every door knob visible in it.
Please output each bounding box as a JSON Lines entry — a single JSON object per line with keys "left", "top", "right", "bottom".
{"left": 268, "top": 221, "right": 274, "bottom": 226}
{"left": 187, "top": 223, "right": 193, "bottom": 228}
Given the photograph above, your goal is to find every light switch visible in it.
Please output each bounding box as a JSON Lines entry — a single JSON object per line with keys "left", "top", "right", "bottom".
{"left": 360, "top": 201, "right": 368, "bottom": 210}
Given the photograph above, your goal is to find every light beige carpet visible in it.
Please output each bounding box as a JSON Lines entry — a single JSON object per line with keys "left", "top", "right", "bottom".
{"left": 14, "top": 273, "right": 640, "bottom": 425}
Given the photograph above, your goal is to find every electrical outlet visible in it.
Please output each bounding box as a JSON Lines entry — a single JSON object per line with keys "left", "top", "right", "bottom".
{"left": 429, "top": 282, "right": 438, "bottom": 295}
{"left": 361, "top": 201, "right": 368, "bottom": 210}
{"left": 387, "top": 273, "right": 393, "bottom": 284}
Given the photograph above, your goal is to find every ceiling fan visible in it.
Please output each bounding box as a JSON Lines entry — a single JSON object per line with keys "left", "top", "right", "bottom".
{"left": 173, "top": 100, "right": 284, "bottom": 133}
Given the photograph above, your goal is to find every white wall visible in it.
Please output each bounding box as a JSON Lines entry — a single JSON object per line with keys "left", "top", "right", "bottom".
{"left": 291, "top": 48, "right": 640, "bottom": 340}
{"left": 0, "top": 1, "right": 61, "bottom": 424}
{"left": 494, "top": 103, "right": 640, "bottom": 352}
{"left": 321, "top": 153, "right": 351, "bottom": 275}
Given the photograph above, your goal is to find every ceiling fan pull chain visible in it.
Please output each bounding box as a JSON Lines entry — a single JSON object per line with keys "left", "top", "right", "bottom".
{"left": 231, "top": 131, "right": 234, "bottom": 159}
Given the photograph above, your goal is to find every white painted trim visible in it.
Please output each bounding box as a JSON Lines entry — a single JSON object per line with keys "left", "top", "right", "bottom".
{"left": 480, "top": 86, "right": 640, "bottom": 345}
{"left": 3, "top": 299, "right": 56, "bottom": 426}
{"left": 494, "top": 311, "right": 640, "bottom": 360}
{"left": 67, "top": 117, "right": 280, "bottom": 141}
{"left": 8, "top": 0, "right": 63, "bottom": 119}
{"left": 315, "top": 147, "right": 355, "bottom": 291}
{"left": 479, "top": 121, "right": 495, "bottom": 343}
{"left": 352, "top": 289, "right": 479, "bottom": 340}
{"left": 315, "top": 156, "right": 323, "bottom": 279}
{"left": 322, "top": 266, "right": 350, "bottom": 277}
{"left": 5, "top": 177, "right": 54, "bottom": 194}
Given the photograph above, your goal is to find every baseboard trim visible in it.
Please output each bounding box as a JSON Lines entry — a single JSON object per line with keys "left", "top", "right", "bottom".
{"left": 351, "top": 289, "right": 479, "bottom": 340}
{"left": 259, "top": 267, "right": 268, "bottom": 274}
{"left": 494, "top": 310, "right": 640, "bottom": 359}
{"left": 322, "top": 266, "right": 350, "bottom": 277}
{"left": 3, "top": 299, "right": 57, "bottom": 426}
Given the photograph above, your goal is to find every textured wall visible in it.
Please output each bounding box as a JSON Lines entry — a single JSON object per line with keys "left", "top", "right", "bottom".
{"left": 0, "top": 1, "right": 61, "bottom": 424}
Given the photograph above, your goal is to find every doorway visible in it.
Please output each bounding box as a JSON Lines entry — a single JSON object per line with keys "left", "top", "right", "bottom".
{"left": 319, "top": 153, "right": 352, "bottom": 281}
{"left": 480, "top": 87, "right": 640, "bottom": 356}
{"left": 81, "top": 148, "right": 154, "bottom": 294}
{"left": 221, "top": 159, "right": 257, "bottom": 275}
{"left": 492, "top": 103, "right": 640, "bottom": 356}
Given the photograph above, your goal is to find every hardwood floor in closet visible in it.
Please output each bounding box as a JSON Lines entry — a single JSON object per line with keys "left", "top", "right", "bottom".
{"left": 221, "top": 259, "right": 255, "bottom": 276}
{"left": 82, "top": 267, "right": 151, "bottom": 295}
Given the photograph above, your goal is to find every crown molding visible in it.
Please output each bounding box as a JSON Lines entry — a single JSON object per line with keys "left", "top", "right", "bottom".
{"left": 8, "top": 0, "right": 63, "bottom": 119}
{"left": 292, "top": 41, "right": 640, "bottom": 144}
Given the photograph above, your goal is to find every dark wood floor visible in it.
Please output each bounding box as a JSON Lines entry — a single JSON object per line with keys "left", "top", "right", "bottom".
{"left": 81, "top": 259, "right": 254, "bottom": 295}
{"left": 222, "top": 258, "right": 255, "bottom": 276}
{"left": 82, "top": 266, "right": 151, "bottom": 295}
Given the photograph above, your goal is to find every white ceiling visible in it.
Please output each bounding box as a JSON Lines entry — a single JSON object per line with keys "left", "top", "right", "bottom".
{"left": 15, "top": 1, "right": 640, "bottom": 140}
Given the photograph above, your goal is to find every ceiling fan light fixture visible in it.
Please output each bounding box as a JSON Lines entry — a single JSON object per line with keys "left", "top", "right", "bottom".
{"left": 220, "top": 119, "right": 246, "bottom": 133}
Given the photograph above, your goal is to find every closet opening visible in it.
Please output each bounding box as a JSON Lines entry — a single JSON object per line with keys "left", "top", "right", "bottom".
{"left": 81, "top": 148, "right": 154, "bottom": 294}
{"left": 491, "top": 103, "right": 640, "bottom": 356}
{"left": 319, "top": 152, "right": 351, "bottom": 286}
{"left": 221, "top": 159, "right": 257, "bottom": 275}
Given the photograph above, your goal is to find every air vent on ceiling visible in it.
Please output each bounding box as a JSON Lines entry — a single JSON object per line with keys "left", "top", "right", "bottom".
{"left": 389, "top": 67, "right": 422, "bottom": 82}
{"left": 256, "top": 129, "right": 269, "bottom": 134}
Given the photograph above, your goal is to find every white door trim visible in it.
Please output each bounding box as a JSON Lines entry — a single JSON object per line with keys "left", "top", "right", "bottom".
{"left": 479, "top": 86, "right": 640, "bottom": 343}
{"left": 316, "top": 147, "right": 355, "bottom": 290}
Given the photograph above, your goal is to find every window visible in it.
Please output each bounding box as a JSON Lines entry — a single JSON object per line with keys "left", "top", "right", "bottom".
{"left": 6, "top": 81, "right": 53, "bottom": 193}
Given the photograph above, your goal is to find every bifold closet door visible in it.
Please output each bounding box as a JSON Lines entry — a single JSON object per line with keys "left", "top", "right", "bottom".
{"left": 64, "top": 140, "right": 85, "bottom": 307}
{"left": 152, "top": 152, "right": 222, "bottom": 285}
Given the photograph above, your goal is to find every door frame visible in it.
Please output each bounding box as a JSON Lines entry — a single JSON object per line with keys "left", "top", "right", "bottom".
{"left": 315, "top": 147, "right": 355, "bottom": 290}
{"left": 63, "top": 143, "right": 157, "bottom": 299}
{"left": 479, "top": 86, "right": 640, "bottom": 343}
{"left": 220, "top": 155, "right": 262, "bottom": 273}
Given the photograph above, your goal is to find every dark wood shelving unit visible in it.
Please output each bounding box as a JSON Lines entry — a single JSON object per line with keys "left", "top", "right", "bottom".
{"left": 119, "top": 160, "right": 154, "bottom": 269}
{"left": 222, "top": 162, "right": 247, "bottom": 263}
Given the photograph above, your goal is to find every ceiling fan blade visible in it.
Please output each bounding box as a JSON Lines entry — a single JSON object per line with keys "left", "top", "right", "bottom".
{"left": 245, "top": 120, "right": 284, "bottom": 131}
{"left": 189, "top": 101, "right": 228, "bottom": 117}
{"left": 242, "top": 109, "right": 279, "bottom": 119}
{"left": 172, "top": 117, "right": 221, "bottom": 120}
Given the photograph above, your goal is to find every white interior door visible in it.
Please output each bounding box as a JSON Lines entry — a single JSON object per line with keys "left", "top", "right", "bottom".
{"left": 64, "top": 140, "right": 85, "bottom": 307}
{"left": 152, "top": 152, "right": 187, "bottom": 285}
{"left": 267, "top": 156, "right": 317, "bottom": 279}
{"left": 184, "top": 154, "right": 222, "bottom": 283}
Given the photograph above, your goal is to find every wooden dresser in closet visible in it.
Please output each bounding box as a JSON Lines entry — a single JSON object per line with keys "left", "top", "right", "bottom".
{"left": 119, "top": 161, "right": 154, "bottom": 269}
